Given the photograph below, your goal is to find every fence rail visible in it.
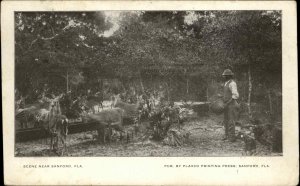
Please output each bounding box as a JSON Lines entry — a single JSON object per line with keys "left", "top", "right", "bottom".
{"left": 16, "top": 121, "right": 98, "bottom": 142}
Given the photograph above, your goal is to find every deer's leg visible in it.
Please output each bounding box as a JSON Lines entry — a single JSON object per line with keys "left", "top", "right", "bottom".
{"left": 24, "top": 115, "right": 28, "bottom": 129}
{"left": 50, "top": 134, "right": 53, "bottom": 150}
{"left": 64, "top": 129, "right": 68, "bottom": 155}
{"left": 131, "top": 130, "right": 134, "bottom": 140}
{"left": 96, "top": 128, "right": 101, "bottom": 142}
{"left": 56, "top": 127, "right": 63, "bottom": 156}
{"left": 21, "top": 121, "right": 25, "bottom": 129}
{"left": 103, "top": 127, "right": 107, "bottom": 144}
{"left": 126, "top": 132, "right": 129, "bottom": 143}
{"left": 134, "top": 117, "right": 140, "bottom": 136}
{"left": 51, "top": 135, "right": 55, "bottom": 151}
{"left": 59, "top": 134, "right": 64, "bottom": 156}
{"left": 103, "top": 127, "right": 106, "bottom": 144}
{"left": 44, "top": 129, "right": 47, "bottom": 145}
{"left": 108, "top": 124, "right": 113, "bottom": 144}
{"left": 60, "top": 134, "right": 67, "bottom": 156}
{"left": 106, "top": 127, "right": 110, "bottom": 144}
{"left": 97, "top": 125, "right": 106, "bottom": 144}
{"left": 49, "top": 137, "right": 52, "bottom": 150}
{"left": 120, "top": 132, "right": 123, "bottom": 142}
{"left": 53, "top": 135, "right": 58, "bottom": 152}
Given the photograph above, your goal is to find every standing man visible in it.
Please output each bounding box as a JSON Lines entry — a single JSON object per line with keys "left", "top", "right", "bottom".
{"left": 222, "top": 69, "right": 239, "bottom": 142}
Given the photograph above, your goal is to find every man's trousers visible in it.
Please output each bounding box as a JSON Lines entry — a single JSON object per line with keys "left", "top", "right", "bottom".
{"left": 224, "top": 100, "right": 239, "bottom": 141}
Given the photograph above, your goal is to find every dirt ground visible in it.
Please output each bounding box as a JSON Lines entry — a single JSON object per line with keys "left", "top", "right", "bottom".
{"left": 15, "top": 114, "right": 280, "bottom": 157}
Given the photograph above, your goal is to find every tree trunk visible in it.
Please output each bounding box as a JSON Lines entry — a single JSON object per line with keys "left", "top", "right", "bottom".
{"left": 243, "top": 80, "right": 246, "bottom": 102}
{"left": 169, "top": 78, "right": 172, "bottom": 102}
{"left": 139, "top": 72, "right": 144, "bottom": 94}
{"left": 267, "top": 90, "right": 273, "bottom": 121}
{"left": 66, "top": 71, "right": 69, "bottom": 93}
{"left": 206, "top": 86, "right": 209, "bottom": 102}
{"left": 186, "top": 78, "right": 189, "bottom": 94}
{"left": 166, "top": 81, "right": 170, "bottom": 102}
{"left": 100, "top": 78, "right": 104, "bottom": 94}
{"left": 247, "top": 65, "right": 252, "bottom": 118}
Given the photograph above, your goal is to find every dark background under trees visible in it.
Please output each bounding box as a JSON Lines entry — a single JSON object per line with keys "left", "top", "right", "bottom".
{"left": 15, "top": 11, "right": 282, "bottom": 122}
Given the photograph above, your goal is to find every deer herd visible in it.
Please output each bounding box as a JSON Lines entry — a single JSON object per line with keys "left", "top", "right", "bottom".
{"left": 16, "top": 92, "right": 151, "bottom": 156}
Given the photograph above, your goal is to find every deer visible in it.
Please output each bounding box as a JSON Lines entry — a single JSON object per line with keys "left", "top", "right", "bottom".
{"left": 111, "top": 94, "right": 144, "bottom": 136}
{"left": 81, "top": 91, "right": 104, "bottom": 114}
{"left": 35, "top": 94, "right": 69, "bottom": 155}
{"left": 83, "top": 108, "right": 126, "bottom": 143}
{"left": 15, "top": 95, "right": 30, "bottom": 129}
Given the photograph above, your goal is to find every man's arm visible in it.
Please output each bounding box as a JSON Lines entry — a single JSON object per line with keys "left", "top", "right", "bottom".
{"left": 224, "top": 81, "right": 239, "bottom": 106}
{"left": 229, "top": 81, "right": 239, "bottom": 100}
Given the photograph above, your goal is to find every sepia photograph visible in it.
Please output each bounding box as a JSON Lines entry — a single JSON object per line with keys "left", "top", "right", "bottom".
{"left": 14, "top": 10, "right": 283, "bottom": 157}
{"left": 2, "top": 1, "right": 298, "bottom": 185}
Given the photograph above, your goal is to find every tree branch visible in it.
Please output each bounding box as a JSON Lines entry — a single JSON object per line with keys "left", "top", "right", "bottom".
{"left": 28, "top": 21, "right": 81, "bottom": 49}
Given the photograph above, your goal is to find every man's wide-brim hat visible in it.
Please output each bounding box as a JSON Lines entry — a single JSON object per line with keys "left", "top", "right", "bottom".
{"left": 222, "top": 69, "right": 234, "bottom": 76}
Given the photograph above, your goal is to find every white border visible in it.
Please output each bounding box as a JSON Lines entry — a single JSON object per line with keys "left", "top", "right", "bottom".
{"left": 2, "top": 1, "right": 298, "bottom": 185}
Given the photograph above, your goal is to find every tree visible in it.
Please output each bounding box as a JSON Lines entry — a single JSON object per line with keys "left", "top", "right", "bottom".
{"left": 187, "top": 11, "right": 281, "bottom": 117}
{"left": 15, "top": 11, "right": 281, "bottom": 116}
{"left": 15, "top": 12, "right": 111, "bottom": 96}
